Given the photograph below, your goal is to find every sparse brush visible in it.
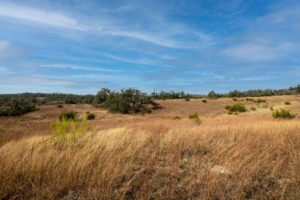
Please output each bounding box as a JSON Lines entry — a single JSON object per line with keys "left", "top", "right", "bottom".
{"left": 57, "top": 104, "right": 63, "bottom": 108}
{"left": 173, "top": 116, "right": 181, "bottom": 120}
{"left": 185, "top": 98, "right": 191, "bottom": 101}
{"left": 232, "top": 98, "right": 237, "bottom": 101}
{"left": 189, "top": 112, "right": 201, "bottom": 124}
{"left": 272, "top": 109, "right": 297, "bottom": 119}
{"left": 202, "top": 99, "right": 207, "bottom": 103}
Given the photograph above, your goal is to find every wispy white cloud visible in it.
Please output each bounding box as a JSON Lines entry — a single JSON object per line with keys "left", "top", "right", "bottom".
{"left": 0, "top": 2, "right": 213, "bottom": 49}
{"left": 221, "top": 42, "right": 293, "bottom": 62}
{"left": 40, "top": 64, "right": 122, "bottom": 72}
{"left": 0, "top": 3, "right": 88, "bottom": 30}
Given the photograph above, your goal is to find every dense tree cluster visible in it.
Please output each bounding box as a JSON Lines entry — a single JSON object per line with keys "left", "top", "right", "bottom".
{"left": 94, "top": 88, "right": 160, "bottom": 114}
{"left": 0, "top": 97, "right": 37, "bottom": 116}
{"left": 0, "top": 93, "right": 94, "bottom": 105}
{"left": 150, "top": 91, "right": 202, "bottom": 99}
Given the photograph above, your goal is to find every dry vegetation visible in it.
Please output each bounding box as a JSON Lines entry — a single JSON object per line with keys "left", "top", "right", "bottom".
{"left": 0, "top": 95, "right": 300, "bottom": 199}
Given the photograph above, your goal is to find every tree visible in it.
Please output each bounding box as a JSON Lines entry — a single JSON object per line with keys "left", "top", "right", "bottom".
{"left": 93, "top": 88, "right": 111, "bottom": 106}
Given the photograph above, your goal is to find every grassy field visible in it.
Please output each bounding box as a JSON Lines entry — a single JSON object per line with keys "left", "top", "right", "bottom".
{"left": 0, "top": 96, "right": 300, "bottom": 199}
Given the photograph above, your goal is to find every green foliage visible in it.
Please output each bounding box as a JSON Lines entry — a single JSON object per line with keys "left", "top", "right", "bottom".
{"left": 0, "top": 98, "right": 37, "bottom": 116}
{"left": 97, "top": 88, "right": 160, "bottom": 114}
{"left": 189, "top": 112, "right": 201, "bottom": 124}
{"left": 151, "top": 91, "right": 199, "bottom": 99}
{"left": 272, "top": 109, "right": 297, "bottom": 119}
{"left": 59, "top": 111, "right": 78, "bottom": 121}
{"left": 284, "top": 101, "right": 291, "bottom": 105}
{"left": 207, "top": 91, "right": 220, "bottom": 99}
{"left": 93, "top": 88, "right": 111, "bottom": 106}
{"left": 50, "top": 118, "right": 95, "bottom": 147}
{"left": 85, "top": 112, "right": 96, "bottom": 120}
{"left": 225, "top": 104, "right": 246, "bottom": 113}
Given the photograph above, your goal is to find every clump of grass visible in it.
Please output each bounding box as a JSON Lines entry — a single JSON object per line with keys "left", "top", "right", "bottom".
{"left": 59, "top": 111, "right": 78, "bottom": 121}
{"left": 57, "top": 104, "right": 63, "bottom": 108}
{"left": 85, "top": 112, "right": 96, "bottom": 120}
{"left": 250, "top": 106, "right": 256, "bottom": 111}
{"left": 225, "top": 104, "right": 246, "bottom": 113}
{"left": 272, "top": 109, "right": 297, "bottom": 119}
{"left": 173, "top": 116, "right": 181, "bottom": 120}
{"left": 202, "top": 99, "right": 207, "bottom": 103}
{"left": 284, "top": 101, "right": 291, "bottom": 105}
{"left": 232, "top": 98, "right": 237, "bottom": 101}
{"left": 50, "top": 118, "right": 95, "bottom": 147}
{"left": 185, "top": 98, "right": 191, "bottom": 101}
{"left": 189, "top": 112, "right": 201, "bottom": 124}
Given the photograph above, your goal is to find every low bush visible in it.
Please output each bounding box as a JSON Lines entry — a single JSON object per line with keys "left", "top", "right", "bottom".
{"left": 57, "top": 104, "right": 63, "bottom": 108}
{"left": 85, "top": 112, "right": 96, "bottom": 120}
{"left": 232, "top": 98, "right": 237, "bottom": 101}
{"left": 250, "top": 106, "right": 256, "bottom": 111}
{"left": 59, "top": 111, "right": 78, "bottom": 121}
{"left": 185, "top": 98, "right": 191, "bottom": 101}
{"left": 284, "top": 101, "right": 291, "bottom": 105}
{"left": 254, "top": 99, "right": 266, "bottom": 103}
{"left": 202, "top": 99, "right": 207, "bottom": 103}
{"left": 272, "top": 109, "right": 297, "bottom": 119}
{"left": 225, "top": 104, "right": 246, "bottom": 113}
{"left": 173, "top": 116, "right": 181, "bottom": 120}
{"left": 189, "top": 112, "right": 201, "bottom": 124}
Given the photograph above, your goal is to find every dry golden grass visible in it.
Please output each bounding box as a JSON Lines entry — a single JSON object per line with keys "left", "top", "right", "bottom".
{"left": 0, "top": 96, "right": 300, "bottom": 199}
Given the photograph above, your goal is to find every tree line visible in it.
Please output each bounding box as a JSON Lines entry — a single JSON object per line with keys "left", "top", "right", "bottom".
{"left": 0, "top": 85, "right": 299, "bottom": 116}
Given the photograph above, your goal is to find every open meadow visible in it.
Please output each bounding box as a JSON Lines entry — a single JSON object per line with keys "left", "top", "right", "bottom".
{"left": 0, "top": 95, "right": 300, "bottom": 199}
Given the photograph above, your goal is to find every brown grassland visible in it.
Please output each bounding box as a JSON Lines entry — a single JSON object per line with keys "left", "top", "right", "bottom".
{"left": 0, "top": 95, "right": 300, "bottom": 199}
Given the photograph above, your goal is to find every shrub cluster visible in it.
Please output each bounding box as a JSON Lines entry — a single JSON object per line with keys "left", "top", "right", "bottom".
{"left": 272, "top": 109, "right": 296, "bottom": 119}
{"left": 225, "top": 104, "right": 246, "bottom": 113}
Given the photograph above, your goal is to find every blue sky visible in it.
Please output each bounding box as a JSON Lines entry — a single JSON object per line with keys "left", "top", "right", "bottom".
{"left": 0, "top": 0, "right": 300, "bottom": 94}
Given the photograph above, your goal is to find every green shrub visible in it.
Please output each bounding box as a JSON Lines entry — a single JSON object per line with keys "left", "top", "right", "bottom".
{"left": 202, "top": 99, "right": 207, "bottom": 103}
{"left": 85, "top": 112, "right": 95, "bottom": 120}
{"left": 284, "top": 101, "right": 291, "bottom": 105}
{"left": 59, "top": 111, "right": 78, "bottom": 121}
{"left": 50, "top": 118, "right": 95, "bottom": 147}
{"left": 225, "top": 104, "right": 246, "bottom": 113}
{"left": 272, "top": 109, "right": 296, "bottom": 119}
{"left": 189, "top": 112, "right": 201, "bottom": 124}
